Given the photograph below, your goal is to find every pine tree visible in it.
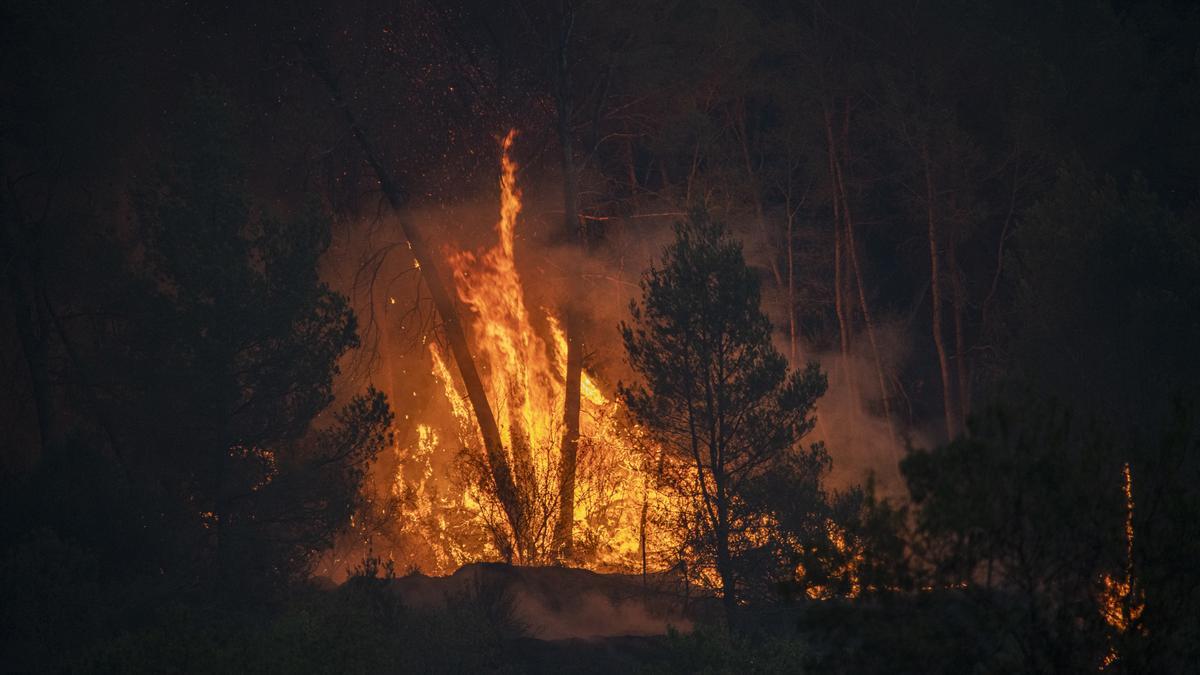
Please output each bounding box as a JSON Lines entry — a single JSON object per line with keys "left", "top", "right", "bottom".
{"left": 620, "top": 211, "right": 827, "bottom": 626}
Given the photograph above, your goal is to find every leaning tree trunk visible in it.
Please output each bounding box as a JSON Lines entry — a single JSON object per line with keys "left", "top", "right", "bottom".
{"left": 714, "top": 487, "right": 738, "bottom": 631}
{"left": 551, "top": 5, "right": 584, "bottom": 560}
{"left": 736, "top": 98, "right": 784, "bottom": 292}
{"left": 823, "top": 106, "right": 855, "bottom": 399}
{"left": 829, "top": 102, "right": 895, "bottom": 442}
{"left": 923, "top": 142, "right": 959, "bottom": 439}
{"left": 301, "top": 40, "right": 528, "bottom": 557}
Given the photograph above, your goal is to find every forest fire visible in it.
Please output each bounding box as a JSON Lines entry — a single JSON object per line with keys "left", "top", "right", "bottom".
{"left": 7, "top": 1, "right": 1198, "bottom": 670}
{"left": 374, "top": 131, "right": 870, "bottom": 606}
{"left": 390, "top": 130, "right": 678, "bottom": 573}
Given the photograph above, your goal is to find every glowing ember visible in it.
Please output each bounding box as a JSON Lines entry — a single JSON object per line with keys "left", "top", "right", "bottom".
{"left": 799, "top": 519, "right": 863, "bottom": 600}
{"left": 1099, "top": 462, "right": 1144, "bottom": 669}
{"left": 826, "top": 519, "right": 862, "bottom": 598}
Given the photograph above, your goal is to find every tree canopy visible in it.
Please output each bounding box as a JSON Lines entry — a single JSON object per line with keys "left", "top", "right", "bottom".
{"left": 621, "top": 212, "right": 828, "bottom": 624}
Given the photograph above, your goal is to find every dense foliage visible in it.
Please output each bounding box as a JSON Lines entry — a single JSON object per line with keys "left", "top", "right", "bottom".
{"left": 620, "top": 213, "right": 828, "bottom": 621}
{"left": 0, "top": 84, "right": 392, "bottom": 666}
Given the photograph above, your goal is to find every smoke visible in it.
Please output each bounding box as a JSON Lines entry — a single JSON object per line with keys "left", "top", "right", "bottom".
{"left": 385, "top": 563, "right": 698, "bottom": 640}
{"left": 316, "top": 138, "right": 922, "bottom": 577}
{"left": 561, "top": 212, "right": 919, "bottom": 497}
{"left": 803, "top": 346, "right": 918, "bottom": 497}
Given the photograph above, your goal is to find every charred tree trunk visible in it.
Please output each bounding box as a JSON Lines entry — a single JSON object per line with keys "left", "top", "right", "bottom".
{"left": 779, "top": 144, "right": 806, "bottom": 364}
{"left": 554, "top": 162, "right": 583, "bottom": 560}
{"left": 715, "top": 485, "right": 738, "bottom": 630}
{"left": 639, "top": 487, "right": 648, "bottom": 586}
{"left": 553, "top": 211, "right": 583, "bottom": 550}
{"left": 301, "top": 41, "right": 528, "bottom": 557}
{"left": 626, "top": 137, "right": 638, "bottom": 196}
{"left": 924, "top": 142, "right": 959, "bottom": 439}
{"left": 552, "top": 4, "right": 584, "bottom": 560}
{"left": 639, "top": 441, "right": 665, "bottom": 588}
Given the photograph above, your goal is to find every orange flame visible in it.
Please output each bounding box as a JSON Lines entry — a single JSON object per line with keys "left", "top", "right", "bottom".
{"left": 1099, "top": 462, "right": 1144, "bottom": 669}
{"left": 394, "top": 129, "right": 677, "bottom": 571}
{"left": 326, "top": 130, "right": 870, "bottom": 596}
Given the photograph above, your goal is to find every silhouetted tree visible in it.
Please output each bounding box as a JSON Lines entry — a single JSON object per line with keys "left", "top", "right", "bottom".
{"left": 620, "top": 212, "right": 827, "bottom": 626}
{"left": 129, "top": 82, "right": 392, "bottom": 591}
{"left": 902, "top": 396, "right": 1125, "bottom": 671}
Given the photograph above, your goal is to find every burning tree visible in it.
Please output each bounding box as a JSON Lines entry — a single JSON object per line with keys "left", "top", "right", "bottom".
{"left": 620, "top": 212, "right": 828, "bottom": 625}
{"left": 424, "top": 131, "right": 670, "bottom": 567}
{"left": 327, "top": 130, "right": 678, "bottom": 574}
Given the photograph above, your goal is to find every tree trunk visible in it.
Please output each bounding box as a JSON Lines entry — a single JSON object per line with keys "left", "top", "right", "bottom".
{"left": 924, "top": 142, "right": 959, "bottom": 439}
{"left": 551, "top": 6, "right": 584, "bottom": 560}
{"left": 831, "top": 102, "right": 895, "bottom": 442}
{"left": 787, "top": 206, "right": 797, "bottom": 364}
{"left": 301, "top": 41, "right": 528, "bottom": 557}
{"left": 626, "top": 137, "right": 638, "bottom": 196}
{"left": 736, "top": 99, "right": 782, "bottom": 290}
{"left": 824, "top": 107, "right": 854, "bottom": 396}
{"left": 714, "top": 488, "right": 737, "bottom": 630}
{"left": 947, "top": 233, "right": 970, "bottom": 422}
{"left": 639, "top": 486, "right": 648, "bottom": 587}
{"left": 556, "top": 305, "right": 582, "bottom": 559}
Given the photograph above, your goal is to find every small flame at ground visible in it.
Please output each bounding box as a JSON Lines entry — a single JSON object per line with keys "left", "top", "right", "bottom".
{"left": 1099, "top": 462, "right": 1144, "bottom": 669}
